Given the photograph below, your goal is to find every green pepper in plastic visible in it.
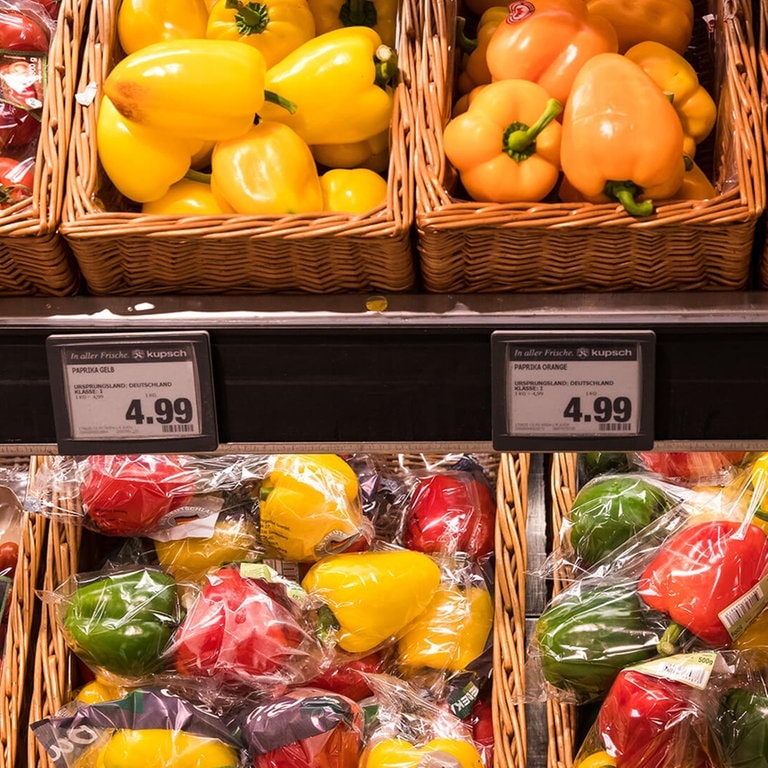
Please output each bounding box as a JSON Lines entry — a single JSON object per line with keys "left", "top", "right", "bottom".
{"left": 534, "top": 582, "right": 662, "bottom": 700}
{"left": 720, "top": 688, "right": 768, "bottom": 768}
{"left": 62, "top": 568, "right": 180, "bottom": 679}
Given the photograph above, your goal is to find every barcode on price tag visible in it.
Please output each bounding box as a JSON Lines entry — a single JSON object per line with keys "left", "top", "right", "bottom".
{"left": 47, "top": 332, "right": 218, "bottom": 454}
{"left": 491, "top": 331, "right": 655, "bottom": 451}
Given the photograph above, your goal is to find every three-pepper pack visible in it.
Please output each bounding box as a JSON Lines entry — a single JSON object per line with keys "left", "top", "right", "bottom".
{"left": 446, "top": 0, "right": 718, "bottom": 214}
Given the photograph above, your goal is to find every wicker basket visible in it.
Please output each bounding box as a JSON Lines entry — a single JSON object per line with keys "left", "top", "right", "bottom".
{"left": 0, "top": 458, "right": 46, "bottom": 768}
{"left": 414, "top": 0, "right": 765, "bottom": 292}
{"left": 0, "top": 0, "right": 83, "bottom": 296}
{"left": 58, "top": 0, "right": 417, "bottom": 295}
{"left": 758, "top": 0, "right": 768, "bottom": 288}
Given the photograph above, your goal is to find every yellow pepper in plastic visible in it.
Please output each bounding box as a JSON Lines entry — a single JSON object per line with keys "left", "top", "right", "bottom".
{"left": 75, "top": 678, "right": 123, "bottom": 705}
{"left": 116, "top": 0, "right": 209, "bottom": 54}
{"left": 320, "top": 168, "right": 388, "bottom": 213}
{"left": 575, "top": 752, "right": 618, "bottom": 768}
{"left": 259, "top": 454, "right": 365, "bottom": 561}
{"left": 397, "top": 583, "right": 493, "bottom": 672}
{"left": 206, "top": 0, "right": 315, "bottom": 68}
{"left": 361, "top": 737, "right": 484, "bottom": 768}
{"left": 94, "top": 729, "right": 238, "bottom": 768}
{"left": 258, "top": 27, "right": 397, "bottom": 146}
{"left": 455, "top": 7, "right": 506, "bottom": 96}
{"left": 624, "top": 41, "right": 716, "bottom": 160}
{"left": 586, "top": 0, "right": 693, "bottom": 54}
{"left": 307, "top": 0, "right": 397, "bottom": 48}
{"left": 96, "top": 96, "right": 202, "bottom": 203}
{"left": 312, "top": 129, "right": 390, "bottom": 172}
{"left": 210, "top": 121, "right": 323, "bottom": 215}
{"left": 301, "top": 549, "right": 442, "bottom": 653}
{"left": 103, "top": 39, "right": 270, "bottom": 142}
{"left": 142, "top": 178, "right": 235, "bottom": 215}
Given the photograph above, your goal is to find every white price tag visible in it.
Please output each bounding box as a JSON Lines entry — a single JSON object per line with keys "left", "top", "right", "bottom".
{"left": 47, "top": 332, "right": 218, "bottom": 453}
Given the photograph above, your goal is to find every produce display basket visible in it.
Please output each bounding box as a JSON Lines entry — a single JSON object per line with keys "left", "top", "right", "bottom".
{"left": 759, "top": 0, "right": 768, "bottom": 288}
{"left": 0, "top": 458, "right": 47, "bottom": 768}
{"left": 414, "top": 0, "right": 765, "bottom": 293}
{"left": 0, "top": 0, "right": 83, "bottom": 295}
{"left": 59, "top": 0, "right": 417, "bottom": 295}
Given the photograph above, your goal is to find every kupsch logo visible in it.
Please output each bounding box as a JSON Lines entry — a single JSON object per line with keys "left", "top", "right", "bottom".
{"left": 507, "top": 0, "right": 535, "bottom": 22}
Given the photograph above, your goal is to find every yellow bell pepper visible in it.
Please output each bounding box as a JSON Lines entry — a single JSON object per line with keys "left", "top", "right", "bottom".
{"left": 361, "top": 737, "right": 484, "bottom": 768}
{"left": 96, "top": 96, "right": 202, "bottom": 203}
{"left": 561, "top": 53, "right": 685, "bottom": 216}
{"left": 94, "top": 729, "right": 238, "bottom": 768}
{"left": 206, "top": 0, "right": 315, "bottom": 68}
{"left": 732, "top": 609, "right": 768, "bottom": 667}
{"left": 307, "top": 0, "right": 397, "bottom": 48}
{"left": 301, "top": 549, "right": 442, "bottom": 653}
{"left": 442, "top": 79, "right": 562, "bottom": 203}
{"left": 320, "top": 168, "right": 388, "bottom": 213}
{"left": 258, "top": 27, "right": 396, "bottom": 146}
{"left": 154, "top": 515, "right": 259, "bottom": 581}
{"left": 624, "top": 41, "right": 716, "bottom": 159}
{"left": 455, "top": 7, "right": 506, "bottom": 96}
{"left": 575, "top": 752, "right": 618, "bottom": 768}
{"left": 312, "top": 129, "right": 390, "bottom": 172}
{"left": 142, "top": 178, "right": 235, "bottom": 215}
{"left": 116, "top": 0, "right": 209, "bottom": 54}
{"left": 210, "top": 121, "right": 323, "bottom": 214}
{"left": 259, "top": 454, "right": 365, "bottom": 561}
{"left": 397, "top": 583, "right": 493, "bottom": 671}
{"left": 586, "top": 0, "right": 693, "bottom": 54}
{"left": 75, "top": 678, "right": 123, "bottom": 705}
{"left": 104, "top": 39, "right": 271, "bottom": 142}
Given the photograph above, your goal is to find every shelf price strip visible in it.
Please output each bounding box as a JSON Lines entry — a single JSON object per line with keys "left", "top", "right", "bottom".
{"left": 491, "top": 331, "right": 655, "bottom": 451}
{"left": 46, "top": 332, "right": 218, "bottom": 454}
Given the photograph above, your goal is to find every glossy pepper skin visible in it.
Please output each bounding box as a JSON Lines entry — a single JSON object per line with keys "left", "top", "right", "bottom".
{"left": 206, "top": 0, "right": 316, "bottom": 68}
{"left": 638, "top": 520, "right": 768, "bottom": 647}
{"left": 63, "top": 568, "right": 180, "bottom": 679}
{"left": 320, "top": 168, "right": 388, "bottom": 213}
{"left": 103, "top": 39, "right": 269, "bottom": 142}
{"left": 576, "top": 753, "right": 617, "bottom": 768}
{"left": 586, "top": 0, "right": 693, "bottom": 54}
{"left": 95, "top": 729, "right": 238, "bottom": 768}
{"left": 258, "top": 27, "right": 396, "bottom": 147}
{"left": 361, "top": 738, "right": 484, "bottom": 768}
{"left": 210, "top": 122, "right": 323, "bottom": 215}
{"left": 141, "top": 178, "right": 236, "bottom": 215}
{"left": 485, "top": 0, "right": 618, "bottom": 106}
{"left": 307, "top": 0, "right": 398, "bottom": 48}
{"left": 624, "top": 41, "right": 716, "bottom": 160}
{"left": 301, "top": 549, "right": 442, "bottom": 654}
{"left": 116, "top": 0, "right": 209, "bottom": 54}
{"left": 534, "top": 582, "right": 661, "bottom": 700}
{"left": 719, "top": 688, "right": 768, "bottom": 768}
{"left": 443, "top": 79, "right": 562, "bottom": 204}
{"left": 661, "top": 160, "right": 716, "bottom": 202}
{"left": 312, "top": 130, "right": 390, "bottom": 172}
{"left": 455, "top": 7, "right": 506, "bottom": 96}
{"left": 561, "top": 53, "right": 685, "bottom": 217}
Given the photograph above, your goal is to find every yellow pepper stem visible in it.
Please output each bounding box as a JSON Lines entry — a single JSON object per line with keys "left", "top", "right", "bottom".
{"left": 225, "top": 0, "right": 269, "bottom": 36}
{"left": 264, "top": 90, "right": 297, "bottom": 114}
{"left": 603, "top": 180, "right": 655, "bottom": 217}
{"left": 339, "top": 0, "right": 377, "bottom": 29}
{"left": 456, "top": 16, "right": 477, "bottom": 54}
{"left": 185, "top": 168, "right": 212, "bottom": 183}
{"left": 503, "top": 98, "right": 562, "bottom": 162}
{"left": 374, "top": 45, "right": 398, "bottom": 88}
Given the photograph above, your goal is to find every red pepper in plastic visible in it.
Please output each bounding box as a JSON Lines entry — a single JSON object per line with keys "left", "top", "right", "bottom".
{"left": 638, "top": 520, "right": 768, "bottom": 647}
{"left": 0, "top": 8, "right": 50, "bottom": 52}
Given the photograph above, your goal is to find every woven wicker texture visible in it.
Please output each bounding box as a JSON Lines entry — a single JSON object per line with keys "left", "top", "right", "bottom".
{"left": 0, "top": 1, "right": 83, "bottom": 295}
{"left": 547, "top": 453, "right": 579, "bottom": 768}
{"left": 0, "top": 458, "right": 46, "bottom": 768}
{"left": 59, "top": 0, "right": 417, "bottom": 295}
{"left": 759, "top": 0, "right": 768, "bottom": 288}
{"left": 414, "top": 0, "right": 765, "bottom": 292}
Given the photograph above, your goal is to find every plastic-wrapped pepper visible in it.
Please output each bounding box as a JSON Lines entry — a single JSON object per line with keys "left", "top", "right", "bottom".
{"left": 62, "top": 568, "right": 180, "bottom": 679}
{"left": 576, "top": 753, "right": 617, "bottom": 768}
{"left": 361, "top": 737, "right": 484, "bottom": 768}
{"left": 307, "top": 0, "right": 398, "bottom": 48}
{"left": 719, "top": 688, "right": 768, "bottom": 768}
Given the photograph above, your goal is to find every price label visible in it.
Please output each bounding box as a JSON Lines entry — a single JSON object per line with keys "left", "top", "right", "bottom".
{"left": 491, "top": 331, "right": 655, "bottom": 451}
{"left": 47, "top": 332, "right": 218, "bottom": 454}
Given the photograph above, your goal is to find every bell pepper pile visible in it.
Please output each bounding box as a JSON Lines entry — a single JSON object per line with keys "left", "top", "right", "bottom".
{"left": 95, "top": 0, "right": 400, "bottom": 216}
{"left": 446, "top": 0, "right": 719, "bottom": 215}
{"left": 31, "top": 452, "right": 498, "bottom": 768}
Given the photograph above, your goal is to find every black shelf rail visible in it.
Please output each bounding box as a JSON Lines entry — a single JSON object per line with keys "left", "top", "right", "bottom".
{"left": 2, "top": 292, "right": 768, "bottom": 453}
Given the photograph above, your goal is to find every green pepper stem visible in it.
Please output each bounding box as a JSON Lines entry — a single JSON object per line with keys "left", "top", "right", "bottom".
{"left": 225, "top": 0, "right": 269, "bottom": 36}
{"left": 456, "top": 16, "right": 478, "bottom": 54}
{"left": 339, "top": 0, "right": 378, "bottom": 28}
{"left": 683, "top": 155, "right": 693, "bottom": 171}
{"left": 374, "top": 45, "right": 398, "bottom": 88}
{"left": 184, "top": 169, "right": 211, "bottom": 184}
{"left": 259, "top": 485, "right": 272, "bottom": 501}
{"left": 503, "top": 98, "right": 562, "bottom": 162}
{"left": 657, "top": 622, "right": 683, "bottom": 656}
{"left": 264, "top": 89, "right": 297, "bottom": 114}
{"left": 603, "top": 180, "right": 655, "bottom": 217}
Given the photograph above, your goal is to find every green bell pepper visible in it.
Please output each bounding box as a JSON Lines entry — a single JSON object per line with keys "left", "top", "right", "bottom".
{"left": 63, "top": 567, "right": 180, "bottom": 679}
{"left": 720, "top": 688, "right": 768, "bottom": 768}
{"left": 534, "top": 582, "right": 662, "bottom": 700}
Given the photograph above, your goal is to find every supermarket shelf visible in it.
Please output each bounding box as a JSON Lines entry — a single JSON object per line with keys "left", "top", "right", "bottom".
{"left": 2, "top": 291, "right": 768, "bottom": 453}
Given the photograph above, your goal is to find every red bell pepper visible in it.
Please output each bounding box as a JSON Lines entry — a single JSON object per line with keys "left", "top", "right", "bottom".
{"left": 638, "top": 520, "right": 768, "bottom": 647}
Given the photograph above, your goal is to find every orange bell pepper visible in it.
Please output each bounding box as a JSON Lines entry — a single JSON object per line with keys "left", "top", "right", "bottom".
{"left": 561, "top": 53, "right": 685, "bottom": 216}
{"left": 443, "top": 79, "right": 562, "bottom": 203}
{"left": 455, "top": 7, "right": 507, "bottom": 96}
{"left": 586, "top": 0, "right": 693, "bottom": 54}
{"left": 485, "top": 0, "right": 618, "bottom": 106}
{"left": 660, "top": 160, "right": 716, "bottom": 202}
